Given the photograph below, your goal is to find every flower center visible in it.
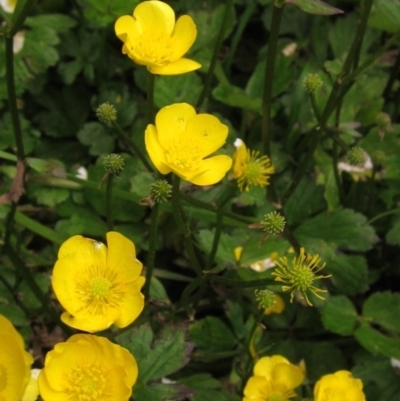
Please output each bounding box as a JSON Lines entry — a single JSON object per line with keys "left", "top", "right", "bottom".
{"left": 90, "top": 277, "right": 111, "bottom": 299}
{"left": 165, "top": 139, "right": 203, "bottom": 173}
{"left": 0, "top": 364, "right": 7, "bottom": 391}
{"left": 67, "top": 364, "right": 108, "bottom": 401}
{"left": 131, "top": 32, "right": 173, "bottom": 66}
{"left": 291, "top": 265, "right": 314, "bottom": 290}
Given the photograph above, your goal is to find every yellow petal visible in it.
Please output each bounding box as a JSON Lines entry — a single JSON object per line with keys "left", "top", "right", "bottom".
{"left": 272, "top": 363, "right": 304, "bottom": 390}
{"left": 52, "top": 236, "right": 107, "bottom": 315}
{"left": 133, "top": 0, "right": 175, "bottom": 36}
{"left": 38, "top": 370, "right": 69, "bottom": 401}
{"left": 114, "top": 276, "right": 145, "bottom": 328}
{"left": 253, "top": 355, "right": 290, "bottom": 377}
{"left": 115, "top": 15, "right": 139, "bottom": 42}
{"left": 145, "top": 124, "right": 171, "bottom": 174}
{"left": 186, "top": 114, "right": 229, "bottom": 157}
{"left": 170, "top": 15, "right": 197, "bottom": 61}
{"left": 189, "top": 155, "right": 232, "bottom": 185}
{"left": 243, "top": 376, "right": 272, "bottom": 399}
{"left": 155, "top": 103, "right": 196, "bottom": 148}
{"left": 106, "top": 232, "right": 142, "bottom": 280}
{"left": 148, "top": 57, "right": 201, "bottom": 75}
{"left": 60, "top": 311, "right": 115, "bottom": 333}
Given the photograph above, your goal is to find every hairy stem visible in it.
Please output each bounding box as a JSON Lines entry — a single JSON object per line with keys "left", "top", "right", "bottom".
{"left": 106, "top": 173, "right": 114, "bottom": 231}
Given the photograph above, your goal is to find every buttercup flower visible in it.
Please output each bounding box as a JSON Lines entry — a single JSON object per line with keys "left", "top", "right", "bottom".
{"left": 0, "top": 315, "right": 33, "bottom": 401}
{"left": 115, "top": 0, "right": 201, "bottom": 75}
{"left": 22, "top": 369, "right": 40, "bottom": 401}
{"left": 0, "top": 0, "right": 17, "bottom": 13}
{"left": 243, "top": 355, "right": 304, "bottom": 401}
{"left": 52, "top": 231, "right": 145, "bottom": 332}
{"left": 314, "top": 370, "right": 366, "bottom": 401}
{"left": 272, "top": 248, "right": 331, "bottom": 306}
{"left": 145, "top": 103, "right": 232, "bottom": 185}
{"left": 231, "top": 139, "right": 274, "bottom": 191}
{"left": 264, "top": 294, "right": 285, "bottom": 315}
{"left": 38, "top": 334, "right": 138, "bottom": 401}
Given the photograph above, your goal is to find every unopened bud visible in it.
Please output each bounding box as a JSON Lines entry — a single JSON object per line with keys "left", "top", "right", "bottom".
{"left": 103, "top": 154, "right": 124, "bottom": 174}
{"left": 96, "top": 102, "right": 117, "bottom": 127}
{"left": 303, "top": 73, "right": 323, "bottom": 94}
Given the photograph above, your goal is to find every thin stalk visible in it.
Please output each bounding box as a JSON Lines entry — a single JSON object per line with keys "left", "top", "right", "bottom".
{"left": 206, "top": 213, "right": 223, "bottom": 269}
{"left": 333, "top": 103, "right": 345, "bottom": 203}
{"left": 143, "top": 203, "right": 160, "bottom": 300}
{"left": 4, "top": 202, "right": 17, "bottom": 248}
{"left": 106, "top": 173, "right": 114, "bottom": 231}
{"left": 5, "top": 37, "right": 24, "bottom": 160}
{"left": 171, "top": 175, "right": 203, "bottom": 276}
{"left": 261, "top": 3, "right": 284, "bottom": 159}
{"left": 146, "top": 72, "right": 155, "bottom": 124}
{"left": 310, "top": 92, "right": 322, "bottom": 123}
{"left": 8, "top": 0, "right": 36, "bottom": 37}
{"left": 113, "top": 122, "right": 155, "bottom": 173}
{"left": 367, "top": 208, "right": 400, "bottom": 225}
{"left": 224, "top": 1, "right": 257, "bottom": 76}
{"left": 207, "top": 275, "right": 275, "bottom": 288}
{"left": 196, "top": 0, "right": 234, "bottom": 109}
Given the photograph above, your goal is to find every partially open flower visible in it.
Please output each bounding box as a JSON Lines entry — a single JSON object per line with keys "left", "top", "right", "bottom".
{"left": 231, "top": 139, "right": 274, "bottom": 191}
{"left": 38, "top": 334, "right": 138, "bottom": 401}
{"left": 115, "top": 0, "right": 201, "bottom": 75}
{"left": 145, "top": 103, "right": 232, "bottom": 185}
{"left": 243, "top": 355, "right": 304, "bottom": 401}
{"left": 314, "top": 370, "right": 366, "bottom": 401}
{"left": 52, "top": 232, "right": 145, "bottom": 332}
{"left": 0, "top": 315, "right": 33, "bottom": 401}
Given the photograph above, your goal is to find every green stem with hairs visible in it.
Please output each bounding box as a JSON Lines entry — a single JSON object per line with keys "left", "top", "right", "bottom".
{"left": 113, "top": 122, "right": 155, "bottom": 173}
{"left": 261, "top": 3, "right": 284, "bottom": 159}
{"left": 171, "top": 175, "right": 203, "bottom": 276}
{"left": 106, "top": 173, "right": 114, "bottom": 231}
{"left": 196, "top": 0, "right": 234, "bottom": 109}
{"left": 143, "top": 203, "right": 160, "bottom": 300}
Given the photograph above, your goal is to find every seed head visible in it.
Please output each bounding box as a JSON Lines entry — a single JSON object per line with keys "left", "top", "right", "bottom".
{"left": 150, "top": 180, "right": 172, "bottom": 203}
{"left": 262, "top": 211, "right": 286, "bottom": 235}
{"left": 96, "top": 102, "right": 117, "bottom": 127}
{"left": 103, "top": 154, "right": 124, "bottom": 174}
{"left": 303, "top": 73, "right": 323, "bottom": 94}
{"left": 347, "top": 147, "right": 367, "bottom": 167}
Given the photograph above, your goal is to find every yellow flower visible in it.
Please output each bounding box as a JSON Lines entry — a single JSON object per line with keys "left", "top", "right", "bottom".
{"left": 0, "top": 314, "right": 33, "bottom": 401}
{"left": 272, "top": 248, "right": 331, "bottom": 306}
{"left": 115, "top": 0, "right": 201, "bottom": 75}
{"left": 52, "top": 231, "right": 145, "bottom": 333}
{"left": 38, "top": 334, "right": 138, "bottom": 401}
{"left": 145, "top": 103, "right": 232, "bottom": 185}
{"left": 243, "top": 355, "right": 304, "bottom": 401}
{"left": 0, "top": 0, "right": 17, "bottom": 13}
{"left": 21, "top": 369, "right": 40, "bottom": 401}
{"left": 264, "top": 294, "right": 285, "bottom": 315}
{"left": 314, "top": 370, "right": 366, "bottom": 401}
{"left": 231, "top": 139, "right": 275, "bottom": 191}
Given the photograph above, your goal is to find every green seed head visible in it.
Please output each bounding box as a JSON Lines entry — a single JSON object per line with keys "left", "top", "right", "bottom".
{"left": 150, "top": 180, "right": 172, "bottom": 203}
{"left": 303, "top": 73, "right": 323, "bottom": 94}
{"left": 375, "top": 112, "right": 392, "bottom": 129}
{"left": 372, "top": 150, "right": 386, "bottom": 165}
{"left": 96, "top": 102, "right": 117, "bottom": 127}
{"left": 255, "top": 289, "right": 277, "bottom": 309}
{"left": 103, "top": 154, "right": 124, "bottom": 174}
{"left": 347, "top": 147, "right": 367, "bottom": 167}
{"left": 262, "top": 211, "right": 286, "bottom": 235}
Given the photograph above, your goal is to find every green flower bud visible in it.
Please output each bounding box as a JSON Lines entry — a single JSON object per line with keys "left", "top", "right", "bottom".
{"left": 150, "top": 180, "right": 172, "bottom": 203}
{"left": 262, "top": 211, "right": 286, "bottom": 235}
{"left": 303, "top": 73, "right": 323, "bottom": 94}
{"left": 103, "top": 154, "right": 124, "bottom": 174}
{"left": 372, "top": 150, "right": 386, "bottom": 166}
{"left": 96, "top": 102, "right": 117, "bottom": 127}
{"left": 254, "top": 289, "right": 276, "bottom": 309}
{"left": 347, "top": 147, "right": 366, "bottom": 167}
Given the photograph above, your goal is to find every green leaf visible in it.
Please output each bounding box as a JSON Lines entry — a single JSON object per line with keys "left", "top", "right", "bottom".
{"left": 25, "top": 14, "right": 76, "bottom": 32}
{"left": 225, "top": 300, "right": 246, "bottom": 339}
{"left": 386, "top": 218, "right": 400, "bottom": 246}
{"left": 286, "top": 0, "right": 344, "bottom": 15}
{"left": 117, "top": 323, "right": 194, "bottom": 384}
{"left": 189, "top": 317, "right": 237, "bottom": 354}
{"left": 363, "top": 291, "right": 400, "bottom": 333}
{"left": 197, "top": 230, "right": 236, "bottom": 263}
{"left": 373, "top": 0, "right": 400, "bottom": 30}
{"left": 154, "top": 74, "right": 202, "bottom": 109}
{"left": 212, "top": 83, "right": 262, "bottom": 115}
{"left": 326, "top": 254, "right": 369, "bottom": 295}
{"left": 133, "top": 382, "right": 193, "bottom": 401}
{"left": 27, "top": 186, "right": 70, "bottom": 207}
{"left": 77, "top": 0, "right": 140, "bottom": 28}
{"left": 320, "top": 295, "right": 358, "bottom": 336}
{"left": 149, "top": 277, "right": 171, "bottom": 305}
{"left": 294, "top": 209, "right": 378, "bottom": 252}
{"left": 355, "top": 322, "right": 400, "bottom": 359}
{"left": 77, "top": 122, "right": 115, "bottom": 156}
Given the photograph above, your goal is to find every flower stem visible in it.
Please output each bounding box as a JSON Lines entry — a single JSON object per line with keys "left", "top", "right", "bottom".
{"left": 106, "top": 173, "right": 114, "bottom": 231}
{"left": 112, "top": 122, "right": 155, "bottom": 173}
{"left": 206, "top": 213, "right": 223, "bottom": 269}
{"left": 196, "top": 0, "right": 234, "bottom": 109}
{"left": 261, "top": 3, "right": 284, "bottom": 159}
{"left": 171, "top": 175, "right": 203, "bottom": 276}
{"left": 5, "top": 36, "right": 24, "bottom": 161}
{"left": 143, "top": 203, "right": 160, "bottom": 300}
{"left": 146, "top": 72, "right": 155, "bottom": 124}
{"left": 8, "top": 0, "right": 36, "bottom": 37}
{"left": 367, "top": 208, "right": 400, "bottom": 225}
